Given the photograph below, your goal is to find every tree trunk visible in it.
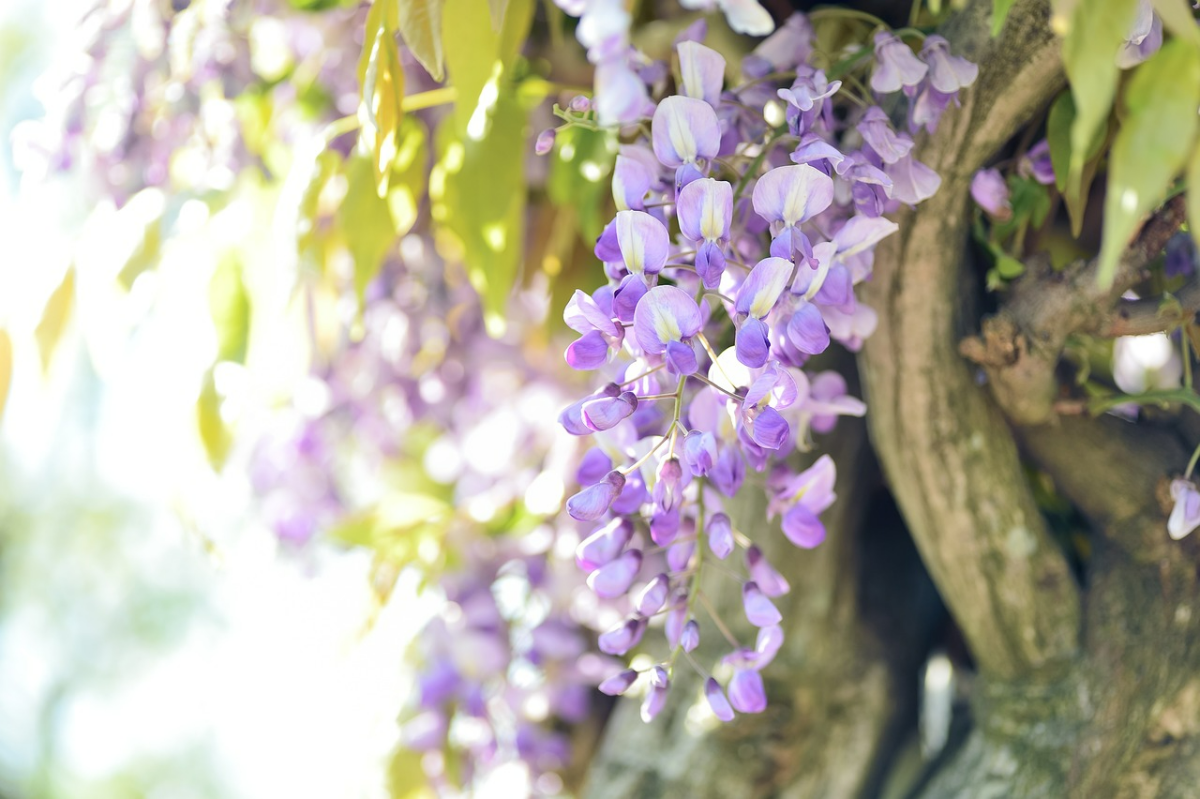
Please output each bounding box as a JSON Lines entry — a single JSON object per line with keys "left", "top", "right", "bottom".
{"left": 581, "top": 2, "right": 1200, "bottom": 795}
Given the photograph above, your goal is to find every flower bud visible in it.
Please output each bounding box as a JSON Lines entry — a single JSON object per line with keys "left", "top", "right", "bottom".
{"left": 598, "top": 669, "right": 638, "bottom": 696}
{"left": 569, "top": 95, "right": 591, "bottom": 113}
{"left": 681, "top": 619, "right": 700, "bottom": 653}
{"left": 535, "top": 128, "right": 556, "bottom": 156}
{"left": 636, "top": 573, "right": 670, "bottom": 616}
{"left": 729, "top": 668, "right": 767, "bottom": 714}
{"left": 707, "top": 512, "right": 734, "bottom": 559}
{"left": 667, "top": 539, "right": 695, "bottom": 572}
{"left": 683, "top": 430, "right": 717, "bottom": 476}
{"left": 587, "top": 548, "right": 642, "bottom": 598}
{"left": 640, "top": 666, "right": 670, "bottom": 722}
{"left": 576, "top": 517, "right": 634, "bottom": 572}
{"left": 567, "top": 470, "right": 626, "bottom": 521}
{"left": 582, "top": 391, "right": 638, "bottom": 431}
{"left": 742, "top": 581, "right": 782, "bottom": 627}
{"left": 598, "top": 617, "right": 646, "bottom": 655}
{"left": 705, "top": 678, "right": 735, "bottom": 721}
{"left": 745, "top": 545, "right": 790, "bottom": 597}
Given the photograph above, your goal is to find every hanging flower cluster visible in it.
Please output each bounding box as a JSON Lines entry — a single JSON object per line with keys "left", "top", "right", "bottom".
{"left": 547, "top": 14, "right": 977, "bottom": 721}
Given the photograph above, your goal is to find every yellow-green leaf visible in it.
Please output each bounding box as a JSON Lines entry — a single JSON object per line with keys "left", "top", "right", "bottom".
{"left": 489, "top": 0, "right": 509, "bottom": 29}
{"left": 387, "top": 747, "right": 436, "bottom": 799}
{"left": 1187, "top": 144, "right": 1200, "bottom": 256}
{"left": 35, "top": 267, "right": 74, "bottom": 373}
{"left": 441, "top": 0, "right": 533, "bottom": 138}
{"left": 1098, "top": 39, "right": 1200, "bottom": 287}
{"left": 992, "top": 0, "right": 1017, "bottom": 36}
{"left": 387, "top": 117, "right": 429, "bottom": 236}
{"left": 359, "top": 1, "right": 405, "bottom": 196}
{"left": 197, "top": 368, "right": 232, "bottom": 470}
{"left": 340, "top": 154, "right": 398, "bottom": 307}
{"left": 432, "top": 87, "right": 529, "bottom": 336}
{"left": 1061, "top": 0, "right": 1138, "bottom": 196}
{"left": 1046, "top": 91, "right": 1106, "bottom": 236}
{"left": 209, "top": 255, "right": 251, "bottom": 364}
{"left": 547, "top": 125, "right": 617, "bottom": 243}
{"left": 0, "top": 329, "right": 11, "bottom": 423}
{"left": 297, "top": 149, "right": 343, "bottom": 276}
{"left": 397, "top": 0, "right": 446, "bottom": 82}
{"left": 1150, "top": 0, "right": 1200, "bottom": 46}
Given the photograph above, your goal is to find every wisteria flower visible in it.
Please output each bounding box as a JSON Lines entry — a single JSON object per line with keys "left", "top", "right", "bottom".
{"left": 677, "top": 41, "right": 725, "bottom": 107}
{"left": 633, "top": 285, "right": 704, "bottom": 375}
{"left": 920, "top": 35, "right": 979, "bottom": 94}
{"left": 678, "top": 177, "right": 733, "bottom": 288}
{"left": 735, "top": 256, "right": 793, "bottom": 366}
{"left": 870, "top": 31, "right": 928, "bottom": 94}
{"left": 857, "top": 106, "right": 913, "bottom": 165}
{"left": 1169, "top": 479, "right": 1200, "bottom": 540}
{"left": 652, "top": 95, "right": 721, "bottom": 188}
{"left": 752, "top": 164, "right": 834, "bottom": 264}
{"left": 971, "top": 168, "right": 1012, "bottom": 221}
{"left": 1118, "top": 0, "right": 1163, "bottom": 69}
{"left": 770, "top": 454, "right": 837, "bottom": 548}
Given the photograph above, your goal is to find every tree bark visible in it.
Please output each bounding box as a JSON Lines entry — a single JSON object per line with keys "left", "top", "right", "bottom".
{"left": 581, "top": 2, "right": 1200, "bottom": 796}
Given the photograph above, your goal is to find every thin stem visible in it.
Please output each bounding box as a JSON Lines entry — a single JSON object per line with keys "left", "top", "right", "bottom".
{"left": 636, "top": 392, "right": 678, "bottom": 401}
{"left": 402, "top": 86, "right": 458, "bottom": 111}
{"left": 1187, "top": 441, "right": 1200, "bottom": 480}
{"left": 732, "top": 128, "right": 786, "bottom": 204}
{"left": 696, "top": 332, "right": 741, "bottom": 396}
{"left": 697, "top": 590, "right": 741, "bottom": 649}
{"left": 808, "top": 7, "right": 888, "bottom": 28}
{"left": 620, "top": 363, "right": 665, "bottom": 386}
{"left": 703, "top": 291, "right": 736, "bottom": 306}
{"left": 621, "top": 423, "right": 676, "bottom": 476}
{"left": 1089, "top": 388, "right": 1200, "bottom": 417}
{"left": 692, "top": 373, "right": 745, "bottom": 401}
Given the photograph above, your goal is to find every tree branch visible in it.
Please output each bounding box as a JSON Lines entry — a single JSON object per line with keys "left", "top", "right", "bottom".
{"left": 858, "top": 0, "right": 1080, "bottom": 680}
{"left": 1091, "top": 279, "right": 1200, "bottom": 338}
{"left": 960, "top": 196, "right": 1187, "bottom": 424}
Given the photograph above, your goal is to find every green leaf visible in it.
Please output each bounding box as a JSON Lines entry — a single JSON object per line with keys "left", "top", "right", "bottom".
{"left": 196, "top": 368, "right": 231, "bottom": 470}
{"left": 1098, "top": 39, "right": 1200, "bottom": 287}
{"left": 489, "top": 0, "right": 509, "bottom": 29}
{"left": 0, "top": 329, "right": 11, "bottom": 424}
{"left": 992, "top": 0, "right": 1017, "bottom": 36}
{"left": 441, "top": 0, "right": 533, "bottom": 137}
{"left": 546, "top": 126, "right": 617, "bottom": 242}
{"left": 1061, "top": 0, "right": 1138, "bottom": 197}
{"left": 387, "top": 117, "right": 429, "bottom": 237}
{"left": 1150, "top": 0, "right": 1200, "bottom": 46}
{"left": 996, "top": 252, "right": 1027, "bottom": 279}
{"left": 297, "top": 149, "right": 343, "bottom": 276}
{"left": 432, "top": 87, "right": 529, "bottom": 336}
{"left": 397, "top": 0, "right": 446, "bottom": 82}
{"left": 387, "top": 747, "right": 436, "bottom": 799}
{"left": 1188, "top": 145, "right": 1200, "bottom": 254}
{"left": 1046, "top": 91, "right": 1106, "bottom": 236}
{"left": 35, "top": 267, "right": 74, "bottom": 373}
{"left": 340, "top": 154, "right": 399, "bottom": 307}
{"left": 358, "top": 1, "right": 405, "bottom": 196}
{"left": 208, "top": 255, "right": 251, "bottom": 364}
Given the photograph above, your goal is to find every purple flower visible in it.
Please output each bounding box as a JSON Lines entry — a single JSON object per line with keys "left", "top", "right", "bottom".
{"left": 745, "top": 13, "right": 813, "bottom": 77}
{"left": 681, "top": 619, "right": 700, "bottom": 652}
{"left": 598, "top": 617, "right": 647, "bottom": 655}
{"left": 752, "top": 164, "right": 834, "bottom": 229}
{"left": 804, "top": 371, "right": 866, "bottom": 434}
{"left": 970, "top": 168, "right": 1012, "bottom": 221}
{"left": 677, "top": 41, "right": 725, "bottom": 107}
{"left": 636, "top": 573, "right": 671, "bottom": 616}
{"left": 667, "top": 539, "right": 695, "bottom": 572}
{"left": 683, "top": 430, "right": 718, "bottom": 475}
{"left": 594, "top": 58, "right": 651, "bottom": 126}
{"left": 770, "top": 454, "right": 837, "bottom": 548}
{"left": 678, "top": 178, "right": 733, "bottom": 288}
{"left": 705, "top": 678, "right": 735, "bottom": 721}
{"left": 1019, "top": 140, "right": 1055, "bottom": 186}
{"left": 870, "top": 31, "right": 928, "bottom": 94}
{"left": 856, "top": 106, "right": 913, "bottom": 165}
{"left": 582, "top": 391, "right": 638, "bottom": 431}
{"left": 728, "top": 668, "right": 767, "bottom": 713}
{"left": 535, "top": 128, "right": 556, "bottom": 155}
{"left": 707, "top": 512, "right": 735, "bottom": 559}
{"left": 1169, "top": 479, "right": 1200, "bottom": 540}
{"left": 743, "top": 581, "right": 783, "bottom": 626}
{"left": 613, "top": 149, "right": 657, "bottom": 211}
{"left": 745, "top": 545, "right": 790, "bottom": 596}
{"left": 566, "top": 330, "right": 611, "bottom": 369}
{"left": 568, "top": 469, "right": 627, "bottom": 521}
{"left": 736, "top": 256, "right": 793, "bottom": 319}
{"left": 599, "top": 669, "right": 639, "bottom": 696}
{"left": 711, "top": 446, "right": 746, "bottom": 496}
{"left": 790, "top": 133, "right": 849, "bottom": 176}
{"left": 576, "top": 517, "right": 634, "bottom": 572}
{"left": 919, "top": 35, "right": 978, "bottom": 94}
{"left": 615, "top": 210, "right": 670, "bottom": 277}
{"left": 1118, "top": 1, "right": 1163, "bottom": 69}
{"left": 633, "top": 286, "right": 703, "bottom": 375}
{"left": 777, "top": 68, "right": 840, "bottom": 135}
{"left": 664, "top": 601, "right": 687, "bottom": 648}
{"left": 577, "top": 447, "right": 614, "bottom": 484}
{"left": 786, "top": 301, "right": 830, "bottom": 356}
{"left": 561, "top": 385, "right": 620, "bottom": 435}
{"left": 910, "top": 84, "right": 957, "bottom": 133}
{"left": 651, "top": 95, "right": 721, "bottom": 168}
{"left": 640, "top": 666, "right": 670, "bottom": 722}
{"left": 587, "top": 548, "right": 643, "bottom": 597}
{"left": 885, "top": 155, "right": 941, "bottom": 205}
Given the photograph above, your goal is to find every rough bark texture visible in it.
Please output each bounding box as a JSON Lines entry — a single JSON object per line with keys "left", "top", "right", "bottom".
{"left": 581, "top": 2, "right": 1200, "bottom": 795}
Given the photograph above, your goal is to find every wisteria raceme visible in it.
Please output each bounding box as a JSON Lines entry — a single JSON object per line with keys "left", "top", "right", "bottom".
{"left": 544, "top": 16, "right": 976, "bottom": 721}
